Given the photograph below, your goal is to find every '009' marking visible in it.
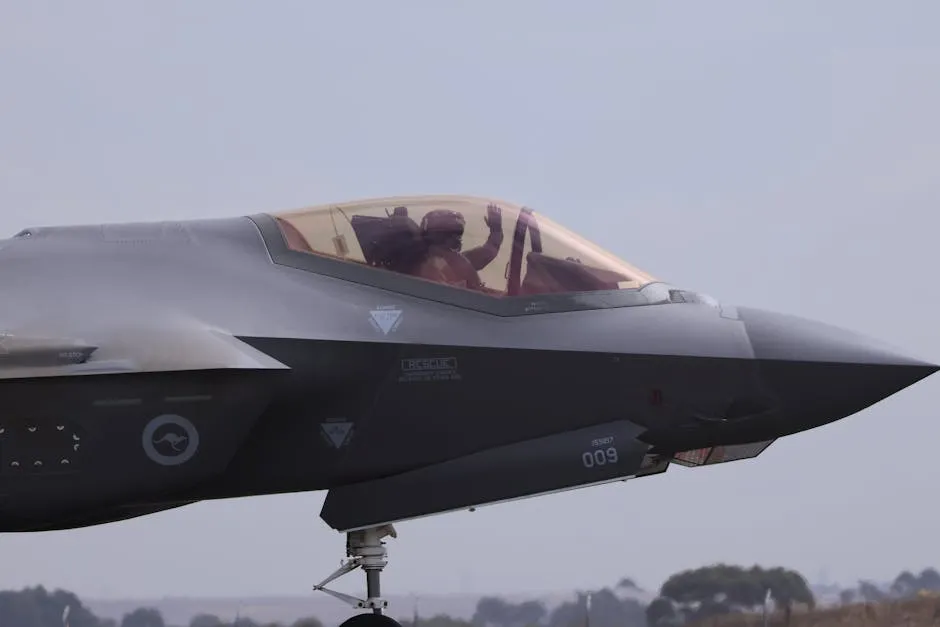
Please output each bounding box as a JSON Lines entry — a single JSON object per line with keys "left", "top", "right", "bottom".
{"left": 582, "top": 447, "right": 618, "bottom": 468}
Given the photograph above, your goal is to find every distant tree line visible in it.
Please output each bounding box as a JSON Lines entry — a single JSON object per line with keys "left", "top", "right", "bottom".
{"left": 403, "top": 566, "right": 814, "bottom": 627}
{"left": 452, "top": 577, "right": 647, "bottom": 627}
{"left": 10, "top": 565, "right": 940, "bottom": 627}
{"left": 0, "top": 586, "right": 323, "bottom": 627}
{"left": 645, "top": 565, "right": 814, "bottom": 626}
{"left": 839, "top": 568, "right": 940, "bottom": 605}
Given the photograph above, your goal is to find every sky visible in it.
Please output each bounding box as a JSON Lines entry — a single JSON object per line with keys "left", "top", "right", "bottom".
{"left": 1, "top": 0, "right": 940, "bottom": 603}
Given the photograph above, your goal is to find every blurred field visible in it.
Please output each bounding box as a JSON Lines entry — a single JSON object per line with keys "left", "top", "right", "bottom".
{"left": 690, "top": 595, "right": 940, "bottom": 627}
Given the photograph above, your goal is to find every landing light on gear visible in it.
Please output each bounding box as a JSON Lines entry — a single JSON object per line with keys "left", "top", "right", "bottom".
{"left": 314, "top": 524, "right": 403, "bottom": 627}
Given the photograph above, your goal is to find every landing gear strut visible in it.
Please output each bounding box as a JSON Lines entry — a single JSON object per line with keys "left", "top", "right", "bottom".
{"left": 314, "top": 524, "right": 402, "bottom": 627}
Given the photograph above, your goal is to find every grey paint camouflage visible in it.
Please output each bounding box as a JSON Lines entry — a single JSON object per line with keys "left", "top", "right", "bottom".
{"left": 0, "top": 195, "right": 932, "bottom": 535}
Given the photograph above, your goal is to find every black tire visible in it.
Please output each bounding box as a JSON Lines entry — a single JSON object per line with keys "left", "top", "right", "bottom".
{"left": 339, "top": 613, "right": 402, "bottom": 627}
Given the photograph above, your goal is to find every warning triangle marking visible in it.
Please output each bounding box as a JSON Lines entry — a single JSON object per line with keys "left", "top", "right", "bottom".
{"left": 370, "top": 309, "right": 402, "bottom": 335}
{"left": 321, "top": 422, "right": 353, "bottom": 448}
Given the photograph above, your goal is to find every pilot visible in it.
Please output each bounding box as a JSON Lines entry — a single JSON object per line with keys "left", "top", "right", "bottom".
{"left": 419, "top": 203, "right": 504, "bottom": 271}
{"left": 412, "top": 204, "right": 504, "bottom": 292}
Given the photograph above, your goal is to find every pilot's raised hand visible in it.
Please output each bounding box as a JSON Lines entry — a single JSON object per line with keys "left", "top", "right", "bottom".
{"left": 485, "top": 203, "right": 503, "bottom": 232}
{"left": 466, "top": 203, "right": 505, "bottom": 271}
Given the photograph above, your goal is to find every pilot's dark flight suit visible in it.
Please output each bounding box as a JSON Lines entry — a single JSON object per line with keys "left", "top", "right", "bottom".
{"left": 415, "top": 206, "right": 504, "bottom": 291}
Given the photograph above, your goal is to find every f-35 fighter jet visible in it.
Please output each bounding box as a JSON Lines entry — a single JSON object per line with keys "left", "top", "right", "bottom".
{"left": 0, "top": 195, "right": 934, "bottom": 626}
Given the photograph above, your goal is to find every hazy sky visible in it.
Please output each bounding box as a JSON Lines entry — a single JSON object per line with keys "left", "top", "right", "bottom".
{"left": 2, "top": 0, "right": 940, "bottom": 603}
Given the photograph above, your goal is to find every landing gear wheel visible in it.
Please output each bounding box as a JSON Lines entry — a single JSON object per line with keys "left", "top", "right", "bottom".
{"left": 313, "top": 524, "right": 399, "bottom": 622}
{"left": 339, "top": 614, "right": 402, "bottom": 627}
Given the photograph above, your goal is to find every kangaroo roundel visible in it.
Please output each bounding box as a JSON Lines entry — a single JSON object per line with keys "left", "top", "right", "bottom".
{"left": 142, "top": 414, "right": 200, "bottom": 466}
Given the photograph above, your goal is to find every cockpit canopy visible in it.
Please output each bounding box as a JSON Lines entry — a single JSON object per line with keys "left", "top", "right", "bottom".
{"left": 270, "top": 196, "right": 656, "bottom": 298}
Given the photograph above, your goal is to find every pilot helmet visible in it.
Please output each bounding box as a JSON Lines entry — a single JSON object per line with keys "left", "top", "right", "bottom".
{"left": 421, "top": 209, "right": 466, "bottom": 250}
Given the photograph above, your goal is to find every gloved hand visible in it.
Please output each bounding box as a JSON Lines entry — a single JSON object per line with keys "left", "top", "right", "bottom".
{"left": 485, "top": 203, "right": 503, "bottom": 232}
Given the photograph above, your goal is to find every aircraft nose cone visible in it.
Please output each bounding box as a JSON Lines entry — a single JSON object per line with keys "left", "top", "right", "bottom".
{"left": 738, "top": 306, "right": 938, "bottom": 430}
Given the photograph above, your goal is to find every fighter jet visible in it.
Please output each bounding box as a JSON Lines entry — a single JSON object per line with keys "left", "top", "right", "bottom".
{"left": 0, "top": 195, "right": 934, "bottom": 627}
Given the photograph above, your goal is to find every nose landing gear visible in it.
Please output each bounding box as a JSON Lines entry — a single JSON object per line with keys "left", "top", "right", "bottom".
{"left": 313, "top": 524, "right": 403, "bottom": 627}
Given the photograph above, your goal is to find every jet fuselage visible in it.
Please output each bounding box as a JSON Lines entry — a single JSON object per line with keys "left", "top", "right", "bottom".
{"left": 0, "top": 200, "right": 931, "bottom": 533}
